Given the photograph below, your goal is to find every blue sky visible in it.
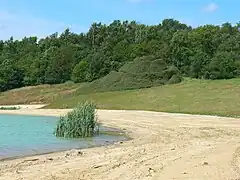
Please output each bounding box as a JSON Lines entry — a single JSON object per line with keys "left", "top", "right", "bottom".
{"left": 0, "top": 0, "right": 238, "bottom": 40}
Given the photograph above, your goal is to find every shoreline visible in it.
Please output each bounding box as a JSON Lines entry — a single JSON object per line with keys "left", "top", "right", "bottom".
{"left": 0, "top": 135, "right": 130, "bottom": 162}
{"left": 0, "top": 105, "right": 240, "bottom": 179}
{"left": 0, "top": 106, "right": 130, "bottom": 162}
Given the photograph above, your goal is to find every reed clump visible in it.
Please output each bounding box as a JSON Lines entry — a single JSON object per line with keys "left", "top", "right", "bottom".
{"left": 0, "top": 106, "right": 20, "bottom": 110}
{"left": 55, "top": 101, "right": 99, "bottom": 138}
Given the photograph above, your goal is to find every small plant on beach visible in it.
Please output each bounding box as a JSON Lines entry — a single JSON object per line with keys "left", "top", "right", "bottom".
{"left": 0, "top": 106, "right": 20, "bottom": 110}
{"left": 54, "top": 101, "right": 99, "bottom": 138}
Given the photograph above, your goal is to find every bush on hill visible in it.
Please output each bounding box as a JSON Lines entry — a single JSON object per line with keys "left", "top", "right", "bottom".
{"left": 75, "top": 56, "right": 182, "bottom": 94}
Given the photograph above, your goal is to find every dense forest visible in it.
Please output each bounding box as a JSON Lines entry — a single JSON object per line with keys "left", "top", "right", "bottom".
{"left": 0, "top": 19, "right": 239, "bottom": 92}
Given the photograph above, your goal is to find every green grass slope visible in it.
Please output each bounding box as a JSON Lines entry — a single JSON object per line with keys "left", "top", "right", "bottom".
{"left": 48, "top": 78, "right": 240, "bottom": 117}
{"left": 0, "top": 83, "right": 80, "bottom": 105}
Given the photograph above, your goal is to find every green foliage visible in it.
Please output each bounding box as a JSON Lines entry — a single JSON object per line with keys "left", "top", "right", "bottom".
{"left": 119, "top": 55, "right": 166, "bottom": 73}
{"left": 0, "top": 19, "right": 239, "bottom": 92}
{"left": 189, "top": 51, "right": 210, "bottom": 78}
{"left": 0, "top": 106, "right": 20, "bottom": 110}
{"left": 71, "top": 60, "right": 89, "bottom": 83}
{"left": 167, "top": 74, "right": 182, "bottom": 84}
{"left": 44, "top": 46, "right": 75, "bottom": 84}
{"left": 76, "top": 56, "right": 181, "bottom": 94}
{"left": 235, "top": 60, "right": 240, "bottom": 77}
{"left": 206, "top": 52, "right": 237, "bottom": 79}
{"left": 55, "top": 101, "right": 99, "bottom": 138}
{"left": 0, "top": 61, "right": 24, "bottom": 91}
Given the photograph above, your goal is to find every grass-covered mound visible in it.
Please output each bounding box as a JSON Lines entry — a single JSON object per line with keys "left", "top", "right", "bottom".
{"left": 76, "top": 56, "right": 182, "bottom": 94}
{"left": 55, "top": 101, "right": 99, "bottom": 138}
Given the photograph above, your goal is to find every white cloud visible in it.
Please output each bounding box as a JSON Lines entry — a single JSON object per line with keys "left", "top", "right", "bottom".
{"left": 202, "top": 2, "right": 219, "bottom": 13}
{"left": 0, "top": 11, "right": 88, "bottom": 40}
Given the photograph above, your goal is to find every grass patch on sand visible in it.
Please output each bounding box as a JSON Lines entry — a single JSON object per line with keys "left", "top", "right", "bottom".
{"left": 48, "top": 78, "right": 240, "bottom": 117}
{"left": 0, "top": 106, "right": 20, "bottom": 110}
{"left": 55, "top": 101, "right": 99, "bottom": 138}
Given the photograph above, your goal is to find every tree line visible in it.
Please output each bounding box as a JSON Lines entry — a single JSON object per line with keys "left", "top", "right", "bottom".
{"left": 0, "top": 19, "right": 239, "bottom": 92}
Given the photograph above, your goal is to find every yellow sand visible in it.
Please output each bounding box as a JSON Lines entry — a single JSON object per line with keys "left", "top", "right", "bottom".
{"left": 0, "top": 105, "right": 240, "bottom": 180}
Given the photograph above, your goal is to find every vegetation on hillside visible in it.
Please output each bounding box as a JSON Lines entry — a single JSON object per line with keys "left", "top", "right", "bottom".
{"left": 0, "top": 83, "right": 79, "bottom": 105}
{"left": 75, "top": 56, "right": 182, "bottom": 94}
{"left": 0, "top": 78, "right": 239, "bottom": 117}
{"left": 48, "top": 78, "right": 240, "bottom": 117}
{"left": 0, "top": 19, "right": 239, "bottom": 92}
{"left": 55, "top": 101, "right": 99, "bottom": 138}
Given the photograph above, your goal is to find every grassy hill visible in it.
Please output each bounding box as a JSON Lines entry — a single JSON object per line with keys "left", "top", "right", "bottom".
{"left": 0, "top": 83, "right": 79, "bottom": 105}
{"left": 47, "top": 78, "right": 240, "bottom": 117}
{"left": 0, "top": 78, "right": 239, "bottom": 117}
{"left": 75, "top": 56, "right": 182, "bottom": 94}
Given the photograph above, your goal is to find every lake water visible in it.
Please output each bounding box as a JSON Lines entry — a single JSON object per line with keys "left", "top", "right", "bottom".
{"left": 0, "top": 114, "right": 126, "bottom": 160}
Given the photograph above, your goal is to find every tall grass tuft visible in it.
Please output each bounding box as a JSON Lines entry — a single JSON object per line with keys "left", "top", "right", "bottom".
{"left": 0, "top": 106, "right": 20, "bottom": 110}
{"left": 55, "top": 101, "right": 99, "bottom": 138}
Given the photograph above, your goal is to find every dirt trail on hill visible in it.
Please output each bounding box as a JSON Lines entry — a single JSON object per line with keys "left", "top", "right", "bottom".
{"left": 0, "top": 107, "right": 240, "bottom": 180}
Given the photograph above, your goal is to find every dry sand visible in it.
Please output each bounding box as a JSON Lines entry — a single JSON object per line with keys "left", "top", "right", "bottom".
{"left": 0, "top": 105, "right": 240, "bottom": 180}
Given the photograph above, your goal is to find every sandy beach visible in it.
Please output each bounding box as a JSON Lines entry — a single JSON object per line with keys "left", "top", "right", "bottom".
{"left": 0, "top": 105, "right": 240, "bottom": 180}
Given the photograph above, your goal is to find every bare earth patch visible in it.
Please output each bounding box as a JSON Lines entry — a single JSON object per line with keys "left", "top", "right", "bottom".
{"left": 0, "top": 107, "right": 240, "bottom": 180}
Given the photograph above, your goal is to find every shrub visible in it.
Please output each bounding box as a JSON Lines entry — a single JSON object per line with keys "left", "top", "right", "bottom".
{"left": 0, "top": 106, "right": 20, "bottom": 110}
{"left": 55, "top": 101, "right": 99, "bottom": 138}
{"left": 163, "top": 65, "right": 180, "bottom": 80}
{"left": 71, "top": 60, "right": 89, "bottom": 83}
{"left": 167, "top": 74, "right": 182, "bottom": 84}
{"left": 206, "top": 51, "right": 237, "bottom": 80}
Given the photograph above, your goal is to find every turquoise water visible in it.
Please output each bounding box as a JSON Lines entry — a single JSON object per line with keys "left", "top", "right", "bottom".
{"left": 0, "top": 114, "right": 126, "bottom": 160}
